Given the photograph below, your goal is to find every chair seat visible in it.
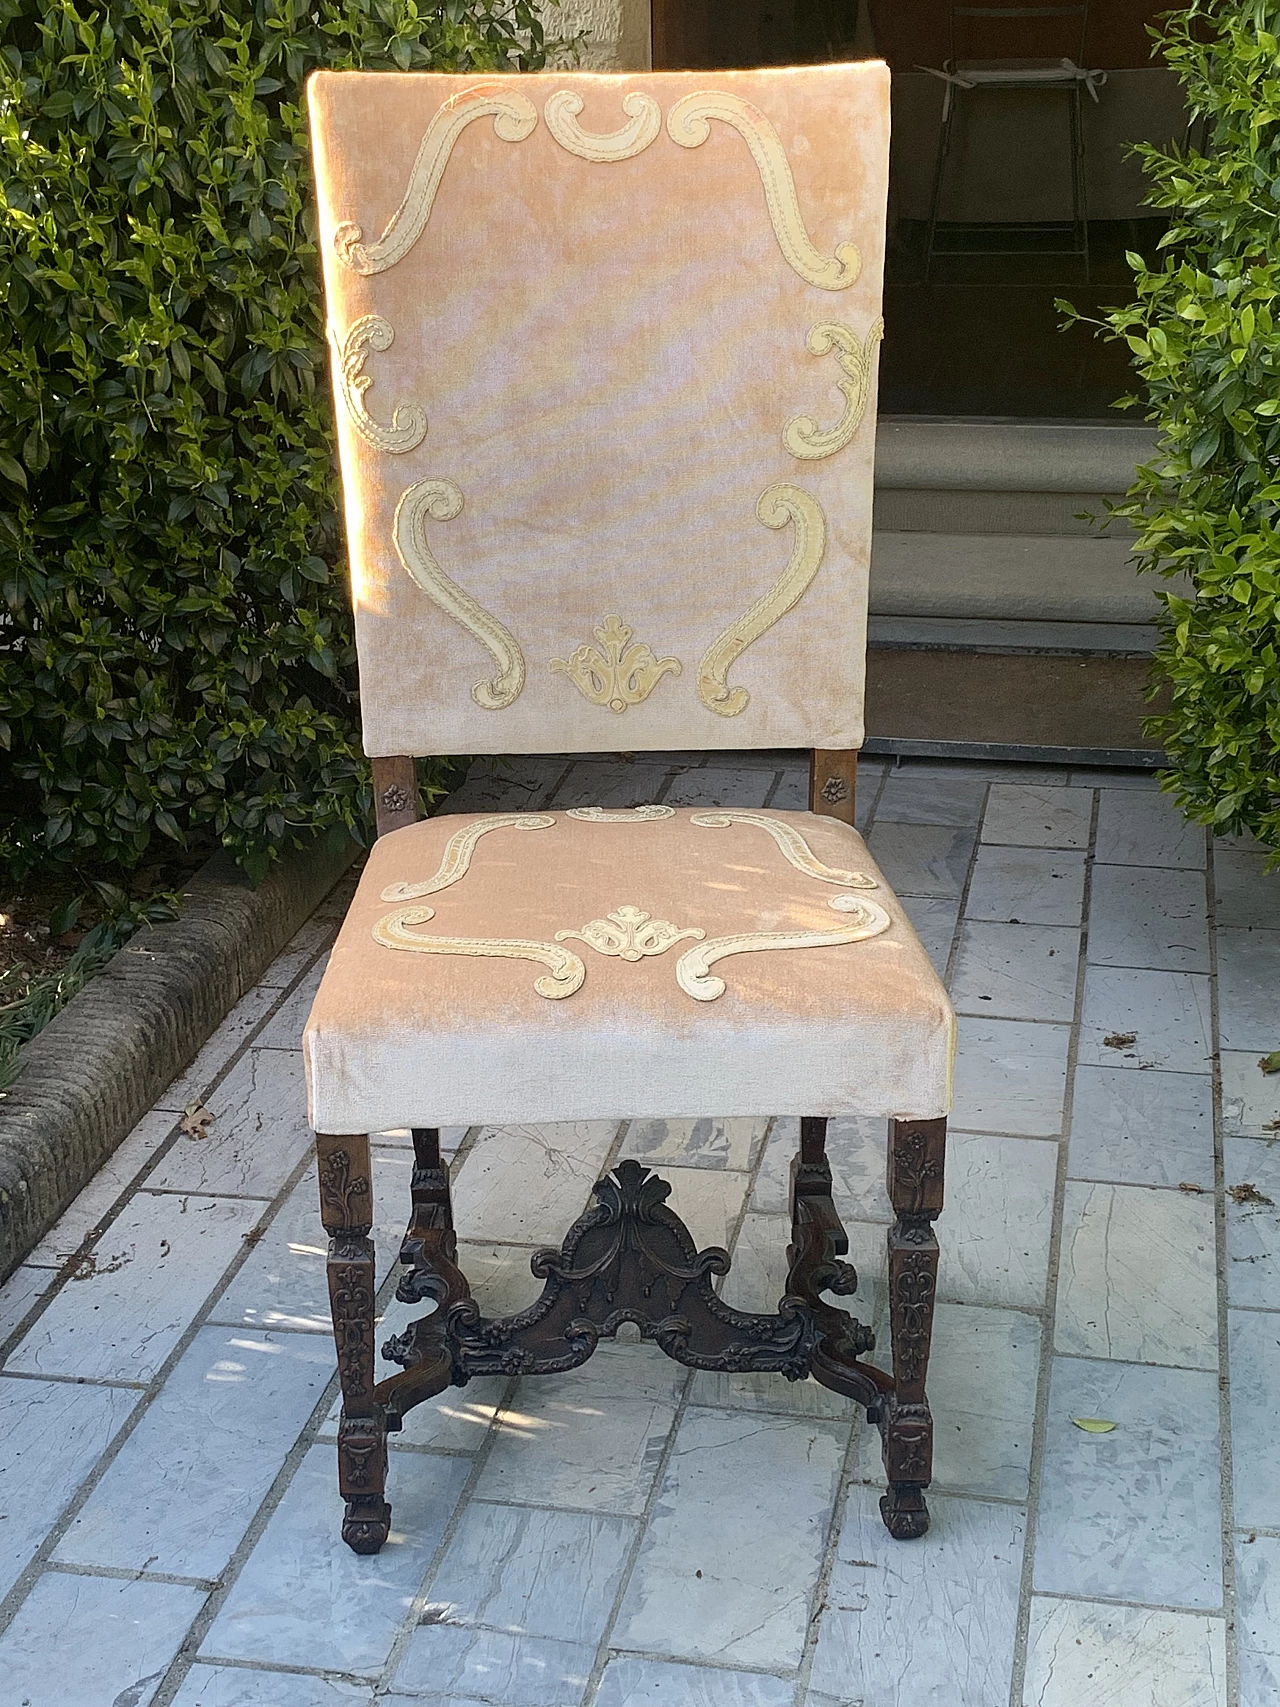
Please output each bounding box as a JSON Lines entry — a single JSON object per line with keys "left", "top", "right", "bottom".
{"left": 304, "top": 805, "right": 955, "bottom": 1131}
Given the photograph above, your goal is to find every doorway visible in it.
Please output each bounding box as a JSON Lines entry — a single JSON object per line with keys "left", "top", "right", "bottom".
{"left": 651, "top": 0, "right": 1181, "bottom": 420}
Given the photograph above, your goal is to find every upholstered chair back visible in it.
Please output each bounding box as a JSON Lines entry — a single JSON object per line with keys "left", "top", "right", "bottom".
{"left": 308, "top": 65, "right": 889, "bottom": 759}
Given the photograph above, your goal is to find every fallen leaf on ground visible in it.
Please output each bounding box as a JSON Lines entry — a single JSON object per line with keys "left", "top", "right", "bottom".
{"left": 1229, "top": 1183, "right": 1275, "bottom": 1207}
{"left": 1071, "top": 1417, "right": 1117, "bottom": 1433}
{"left": 1260, "top": 1052, "right": 1280, "bottom": 1075}
{"left": 1178, "top": 1182, "right": 1205, "bottom": 1194}
{"left": 1104, "top": 1032, "right": 1137, "bottom": 1049}
{"left": 180, "top": 1102, "right": 213, "bottom": 1139}
{"left": 241, "top": 1226, "right": 266, "bottom": 1247}
{"left": 1265, "top": 1120, "right": 1280, "bottom": 1133}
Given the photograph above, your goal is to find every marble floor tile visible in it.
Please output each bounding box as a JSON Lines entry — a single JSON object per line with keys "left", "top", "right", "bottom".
{"left": 964, "top": 846, "right": 1087, "bottom": 926}
{"left": 661, "top": 1167, "right": 751, "bottom": 1253}
{"left": 1094, "top": 789, "right": 1206, "bottom": 868}
{"left": 980, "top": 783, "right": 1094, "bottom": 850}
{"left": 0, "top": 1376, "right": 138, "bottom": 1600}
{"left": 155, "top": 984, "right": 285, "bottom": 1114}
{"left": 146, "top": 1047, "right": 314, "bottom": 1199}
{"left": 210, "top": 1149, "right": 415, "bottom": 1334}
{"left": 662, "top": 767, "right": 775, "bottom": 808}
{"left": 425, "top": 1502, "right": 635, "bottom": 1645}
{"left": 1034, "top": 1357, "right": 1223, "bottom": 1608}
{"left": 25, "top": 1108, "right": 178, "bottom": 1268}
{"left": 1225, "top": 1136, "right": 1280, "bottom": 1310}
{"left": 169, "top": 1666, "right": 373, "bottom": 1706}
{"left": 201, "top": 1444, "right": 470, "bottom": 1675}
{"left": 614, "top": 1407, "right": 847, "bottom": 1670}
{"left": 474, "top": 1358, "right": 678, "bottom": 1515}
{"left": 8, "top": 1192, "right": 263, "bottom": 1382}
{"left": 1214, "top": 848, "right": 1280, "bottom": 930}
{"left": 1229, "top": 1309, "right": 1280, "bottom": 1531}
{"left": 874, "top": 771, "right": 990, "bottom": 827}
{"left": 596, "top": 1658, "right": 793, "bottom": 1707}
{"left": 807, "top": 1484, "right": 1025, "bottom": 1707}
{"left": 851, "top": 1302, "right": 1041, "bottom": 1500}
{"left": 0, "top": 1571, "right": 205, "bottom": 1707}
{"left": 865, "top": 822, "right": 976, "bottom": 899}
{"left": 939, "top": 1132, "right": 1057, "bottom": 1310}
{"left": 452, "top": 1122, "right": 619, "bottom": 1244}
{"left": 1077, "top": 966, "right": 1214, "bottom": 1074}
{"left": 950, "top": 922, "right": 1080, "bottom": 1022}
{"left": 1055, "top": 1181, "right": 1218, "bottom": 1369}
{"left": 1068, "top": 1065, "right": 1215, "bottom": 1189}
{"left": 0, "top": 1263, "right": 54, "bottom": 1341}
{"left": 763, "top": 767, "right": 811, "bottom": 811}
{"left": 1087, "top": 865, "right": 1210, "bottom": 973}
{"left": 1022, "top": 1597, "right": 1227, "bottom": 1707}
{"left": 751, "top": 1114, "right": 891, "bottom": 1222}
{"left": 548, "top": 761, "right": 679, "bottom": 810}
{"left": 1236, "top": 1532, "right": 1280, "bottom": 1707}
{"left": 898, "top": 894, "right": 960, "bottom": 974}
{"left": 1217, "top": 927, "right": 1280, "bottom": 1051}
{"left": 252, "top": 954, "right": 328, "bottom": 1051}
{"left": 392, "top": 1625, "right": 594, "bottom": 1706}
{"left": 1068, "top": 767, "right": 1160, "bottom": 789}
{"left": 55, "top": 1327, "right": 333, "bottom": 1578}
{"left": 255, "top": 913, "right": 339, "bottom": 990}
{"left": 621, "top": 1117, "right": 767, "bottom": 1173}
{"left": 1222, "top": 1051, "right": 1280, "bottom": 1137}
{"left": 440, "top": 755, "right": 572, "bottom": 814}
{"left": 950, "top": 1018, "right": 1072, "bottom": 1137}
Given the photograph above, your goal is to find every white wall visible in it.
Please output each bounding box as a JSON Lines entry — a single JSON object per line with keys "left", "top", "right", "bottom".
{"left": 544, "top": 0, "right": 651, "bottom": 69}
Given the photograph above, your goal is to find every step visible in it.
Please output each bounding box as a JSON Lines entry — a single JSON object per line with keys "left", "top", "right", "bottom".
{"left": 869, "top": 531, "right": 1189, "bottom": 626}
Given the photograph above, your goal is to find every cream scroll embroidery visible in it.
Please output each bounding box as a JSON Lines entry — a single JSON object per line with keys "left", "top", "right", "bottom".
{"left": 676, "top": 893, "right": 892, "bottom": 1002}
{"left": 334, "top": 85, "right": 538, "bottom": 275}
{"left": 783, "top": 319, "right": 884, "bottom": 461}
{"left": 697, "top": 484, "right": 826, "bottom": 718}
{"left": 552, "top": 615, "right": 681, "bottom": 713}
{"left": 566, "top": 806, "right": 675, "bottom": 822}
{"left": 380, "top": 814, "right": 555, "bottom": 902}
{"left": 691, "top": 811, "right": 877, "bottom": 888}
{"left": 557, "top": 905, "right": 704, "bottom": 961}
{"left": 373, "top": 905, "right": 585, "bottom": 1000}
{"left": 544, "top": 91, "right": 662, "bottom": 162}
{"left": 666, "top": 92, "right": 860, "bottom": 291}
{"left": 332, "top": 316, "right": 428, "bottom": 454}
{"left": 393, "top": 478, "right": 526, "bottom": 710}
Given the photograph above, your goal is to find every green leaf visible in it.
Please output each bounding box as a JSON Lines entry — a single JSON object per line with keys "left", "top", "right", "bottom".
{"left": 1071, "top": 1418, "right": 1117, "bottom": 1434}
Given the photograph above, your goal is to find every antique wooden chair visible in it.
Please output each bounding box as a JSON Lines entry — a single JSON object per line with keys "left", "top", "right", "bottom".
{"left": 305, "top": 63, "right": 955, "bottom": 1555}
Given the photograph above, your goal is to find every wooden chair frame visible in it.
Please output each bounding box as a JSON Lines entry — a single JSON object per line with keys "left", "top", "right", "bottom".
{"left": 317, "top": 746, "right": 946, "bottom": 1553}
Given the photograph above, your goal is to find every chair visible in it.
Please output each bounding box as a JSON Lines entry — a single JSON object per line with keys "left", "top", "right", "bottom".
{"left": 305, "top": 63, "right": 955, "bottom": 1555}
{"left": 922, "top": 2, "right": 1104, "bottom": 281}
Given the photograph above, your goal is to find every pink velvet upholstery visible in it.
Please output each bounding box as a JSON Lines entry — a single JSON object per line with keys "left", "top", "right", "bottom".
{"left": 307, "top": 66, "right": 890, "bottom": 756}
{"left": 305, "top": 808, "right": 954, "bottom": 1131}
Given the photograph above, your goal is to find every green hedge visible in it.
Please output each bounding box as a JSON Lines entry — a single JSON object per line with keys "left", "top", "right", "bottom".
{"left": 1080, "top": 0, "right": 1280, "bottom": 850}
{"left": 0, "top": 0, "right": 556, "bottom": 883}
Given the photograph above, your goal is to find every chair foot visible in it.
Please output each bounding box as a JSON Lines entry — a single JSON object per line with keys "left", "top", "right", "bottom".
{"left": 880, "top": 1483, "right": 930, "bottom": 1540}
{"left": 342, "top": 1493, "right": 392, "bottom": 1555}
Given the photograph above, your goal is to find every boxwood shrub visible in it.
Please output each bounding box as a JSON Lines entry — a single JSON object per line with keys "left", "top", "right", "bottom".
{"left": 1086, "top": 0, "right": 1280, "bottom": 850}
{"left": 0, "top": 0, "right": 555, "bottom": 882}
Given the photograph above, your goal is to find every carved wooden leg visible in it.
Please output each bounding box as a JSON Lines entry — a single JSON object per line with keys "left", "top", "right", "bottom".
{"left": 317, "top": 1132, "right": 390, "bottom": 1555}
{"left": 787, "top": 1119, "right": 878, "bottom": 1389}
{"left": 881, "top": 1115, "right": 946, "bottom": 1540}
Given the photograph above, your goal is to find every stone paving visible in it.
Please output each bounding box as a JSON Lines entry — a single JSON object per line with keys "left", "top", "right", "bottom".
{"left": 2, "top": 750, "right": 1279, "bottom": 1707}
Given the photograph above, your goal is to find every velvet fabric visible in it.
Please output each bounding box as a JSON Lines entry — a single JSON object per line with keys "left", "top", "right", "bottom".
{"left": 308, "top": 65, "right": 890, "bottom": 755}
{"left": 304, "top": 809, "right": 955, "bottom": 1131}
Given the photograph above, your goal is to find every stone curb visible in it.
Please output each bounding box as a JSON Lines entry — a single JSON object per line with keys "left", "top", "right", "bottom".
{"left": 0, "top": 833, "right": 358, "bottom": 1280}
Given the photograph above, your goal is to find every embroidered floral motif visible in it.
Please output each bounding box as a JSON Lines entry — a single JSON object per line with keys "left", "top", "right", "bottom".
{"left": 556, "top": 905, "right": 704, "bottom": 962}
{"left": 552, "top": 615, "right": 681, "bottom": 714}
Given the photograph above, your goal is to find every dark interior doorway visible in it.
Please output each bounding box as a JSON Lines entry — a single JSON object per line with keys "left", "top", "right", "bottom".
{"left": 651, "top": 0, "right": 1179, "bottom": 419}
